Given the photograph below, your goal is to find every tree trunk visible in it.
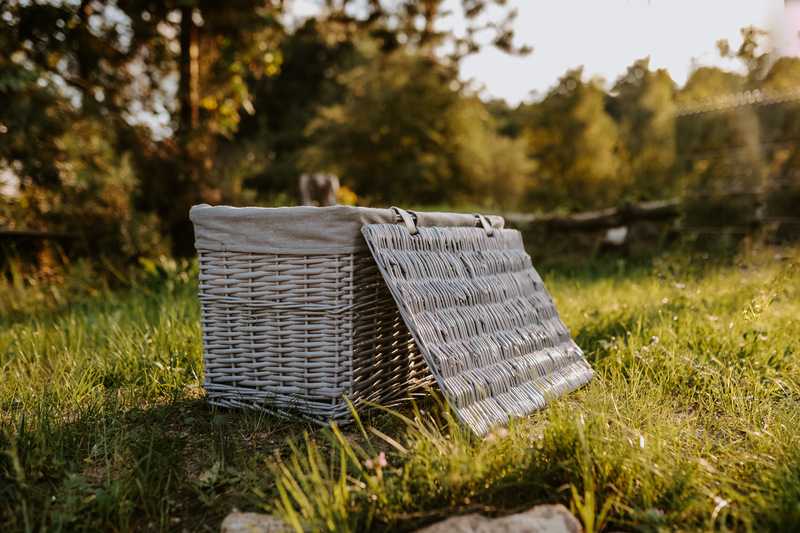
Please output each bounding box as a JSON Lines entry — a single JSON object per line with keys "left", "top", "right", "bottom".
{"left": 179, "top": 7, "right": 200, "bottom": 133}
{"left": 174, "top": 6, "right": 207, "bottom": 256}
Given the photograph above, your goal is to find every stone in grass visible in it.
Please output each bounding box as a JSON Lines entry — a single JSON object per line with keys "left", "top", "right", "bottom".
{"left": 220, "top": 512, "right": 293, "bottom": 533}
{"left": 413, "top": 504, "right": 582, "bottom": 533}
{"left": 218, "top": 504, "right": 582, "bottom": 533}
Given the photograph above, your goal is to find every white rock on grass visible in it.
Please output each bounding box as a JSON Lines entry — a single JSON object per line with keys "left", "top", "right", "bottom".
{"left": 219, "top": 504, "right": 583, "bottom": 533}
{"left": 413, "top": 504, "right": 582, "bottom": 533}
{"left": 220, "top": 512, "right": 293, "bottom": 533}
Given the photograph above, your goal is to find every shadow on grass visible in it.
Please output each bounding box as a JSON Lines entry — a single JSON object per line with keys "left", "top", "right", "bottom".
{"left": 0, "top": 392, "right": 309, "bottom": 531}
{"left": 0, "top": 388, "right": 435, "bottom": 532}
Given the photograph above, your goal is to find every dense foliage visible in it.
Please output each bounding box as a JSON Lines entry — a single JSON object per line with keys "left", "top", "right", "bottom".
{"left": 1, "top": 2, "right": 798, "bottom": 271}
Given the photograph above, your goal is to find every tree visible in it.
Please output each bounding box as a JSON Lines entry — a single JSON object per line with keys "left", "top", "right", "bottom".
{"left": 0, "top": 51, "right": 68, "bottom": 194}
{"left": 760, "top": 56, "right": 800, "bottom": 91}
{"left": 316, "top": 0, "right": 531, "bottom": 60}
{"left": 0, "top": 0, "right": 132, "bottom": 192}
{"left": 484, "top": 99, "right": 527, "bottom": 139}
{"left": 677, "top": 66, "right": 745, "bottom": 104}
{"left": 524, "top": 68, "right": 625, "bottom": 211}
{"left": 116, "top": 0, "right": 283, "bottom": 253}
{"left": 611, "top": 58, "right": 677, "bottom": 200}
{"left": 0, "top": 0, "right": 284, "bottom": 255}
{"left": 229, "top": 16, "right": 364, "bottom": 200}
{"left": 759, "top": 56, "right": 800, "bottom": 226}
{"left": 717, "top": 26, "right": 771, "bottom": 85}
{"left": 228, "top": 0, "right": 531, "bottom": 204}
{"left": 676, "top": 27, "right": 780, "bottom": 194}
{"left": 304, "top": 48, "right": 484, "bottom": 204}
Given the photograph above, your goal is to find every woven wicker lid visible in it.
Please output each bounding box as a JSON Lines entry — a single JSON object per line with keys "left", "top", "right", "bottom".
{"left": 191, "top": 204, "right": 505, "bottom": 255}
{"left": 361, "top": 222, "right": 594, "bottom": 436}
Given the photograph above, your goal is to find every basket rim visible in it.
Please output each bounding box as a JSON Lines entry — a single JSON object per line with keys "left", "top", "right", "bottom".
{"left": 191, "top": 204, "right": 504, "bottom": 256}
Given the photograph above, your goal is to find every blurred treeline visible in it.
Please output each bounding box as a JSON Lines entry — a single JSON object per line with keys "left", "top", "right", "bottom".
{"left": 1, "top": 1, "right": 799, "bottom": 268}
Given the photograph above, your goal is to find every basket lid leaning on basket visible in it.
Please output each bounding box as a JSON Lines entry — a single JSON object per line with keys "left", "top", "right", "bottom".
{"left": 190, "top": 204, "right": 593, "bottom": 436}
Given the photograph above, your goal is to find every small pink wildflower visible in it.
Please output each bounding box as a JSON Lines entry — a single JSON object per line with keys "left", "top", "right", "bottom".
{"left": 378, "top": 452, "right": 387, "bottom": 467}
{"left": 498, "top": 428, "right": 508, "bottom": 437}
{"left": 364, "top": 459, "right": 373, "bottom": 468}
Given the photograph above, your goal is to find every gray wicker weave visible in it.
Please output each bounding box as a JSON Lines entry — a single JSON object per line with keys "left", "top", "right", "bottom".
{"left": 190, "top": 204, "right": 504, "bottom": 424}
{"left": 197, "top": 249, "right": 431, "bottom": 422}
{"left": 362, "top": 213, "right": 594, "bottom": 436}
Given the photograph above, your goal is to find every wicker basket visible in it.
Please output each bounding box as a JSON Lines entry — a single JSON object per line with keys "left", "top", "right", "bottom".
{"left": 190, "top": 204, "right": 504, "bottom": 423}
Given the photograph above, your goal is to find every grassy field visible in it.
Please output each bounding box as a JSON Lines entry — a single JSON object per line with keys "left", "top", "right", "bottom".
{"left": 1, "top": 244, "right": 799, "bottom": 532}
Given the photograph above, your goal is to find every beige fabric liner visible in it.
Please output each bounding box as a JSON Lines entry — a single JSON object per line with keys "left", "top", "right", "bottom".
{"left": 191, "top": 204, "right": 505, "bottom": 256}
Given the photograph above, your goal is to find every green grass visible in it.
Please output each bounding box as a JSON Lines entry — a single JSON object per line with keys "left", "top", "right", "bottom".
{"left": 1, "top": 244, "right": 799, "bottom": 531}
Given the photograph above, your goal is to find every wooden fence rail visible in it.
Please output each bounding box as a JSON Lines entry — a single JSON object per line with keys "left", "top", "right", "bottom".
{"left": 503, "top": 188, "right": 799, "bottom": 263}
{"left": 0, "top": 229, "right": 79, "bottom": 242}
